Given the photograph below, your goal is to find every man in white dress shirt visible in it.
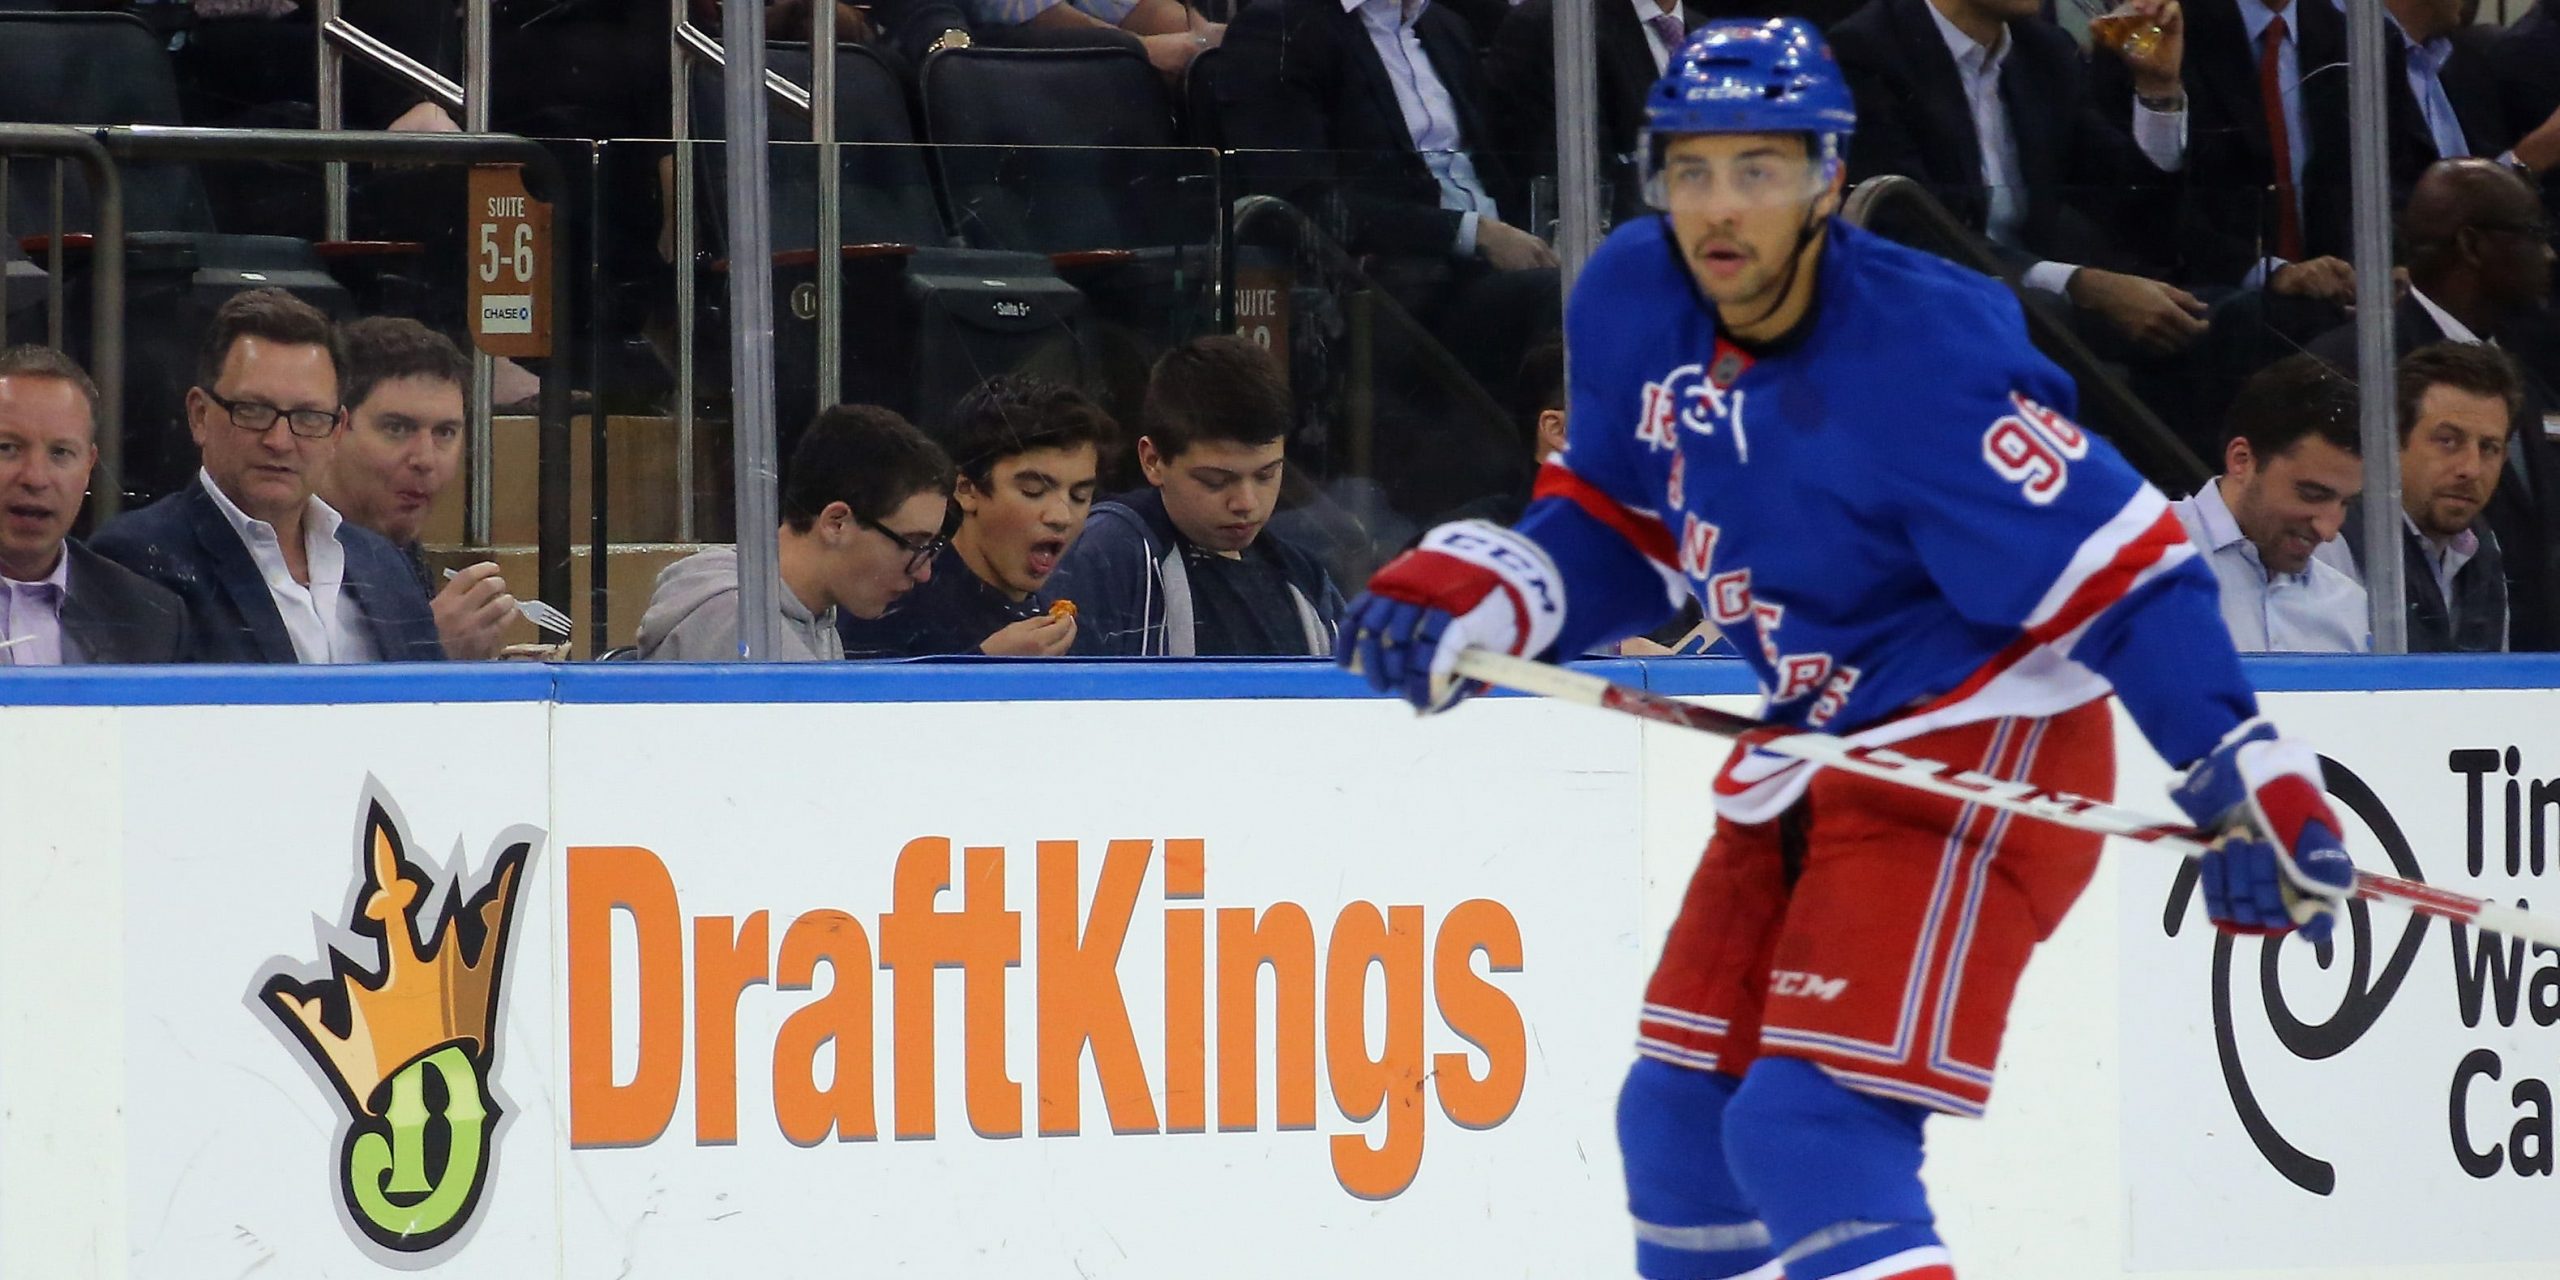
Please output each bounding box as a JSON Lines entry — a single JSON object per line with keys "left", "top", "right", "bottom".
{"left": 92, "top": 289, "right": 443, "bottom": 663}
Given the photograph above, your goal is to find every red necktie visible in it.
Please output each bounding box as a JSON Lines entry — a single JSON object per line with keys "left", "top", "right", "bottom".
{"left": 2261, "top": 15, "right": 2304, "bottom": 261}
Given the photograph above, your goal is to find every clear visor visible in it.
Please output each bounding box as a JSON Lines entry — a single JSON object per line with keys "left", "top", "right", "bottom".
{"left": 1639, "top": 134, "right": 1841, "bottom": 212}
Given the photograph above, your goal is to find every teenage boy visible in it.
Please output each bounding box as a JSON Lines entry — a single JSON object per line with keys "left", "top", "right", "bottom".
{"left": 838, "top": 375, "right": 1108, "bottom": 657}
{"left": 1049, "top": 335, "right": 1343, "bottom": 655}
{"left": 639, "top": 404, "right": 957, "bottom": 660}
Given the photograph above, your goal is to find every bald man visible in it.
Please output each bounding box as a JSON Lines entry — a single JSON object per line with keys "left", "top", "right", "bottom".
{"left": 2307, "top": 158, "right": 2560, "bottom": 648}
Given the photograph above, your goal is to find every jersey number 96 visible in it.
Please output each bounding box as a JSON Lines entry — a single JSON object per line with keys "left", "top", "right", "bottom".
{"left": 1980, "top": 395, "right": 2090, "bottom": 506}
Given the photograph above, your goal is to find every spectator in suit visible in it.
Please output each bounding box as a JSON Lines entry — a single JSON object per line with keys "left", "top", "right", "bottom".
{"left": 1828, "top": 0, "right": 2208, "bottom": 355}
{"left": 838, "top": 376, "right": 1109, "bottom": 657}
{"left": 316, "top": 317, "right": 523, "bottom": 662}
{"left": 1484, "top": 0, "right": 1710, "bottom": 223}
{"left": 1050, "top": 335, "right": 1345, "bottom": 655}
{"left": 1221, "top": 0, "right": 1554, "bottom": 271}
{"left": 91, "top": 289, "right": 443, "bottom": 663}
{"left": 2168, "top": 351, "right": 2370, "bottom": 651}
{"left": 1218, "top": 0, "right": 1562, "bottom": 510}
{"left": 639, "top": 404, "right": 958, "bottom": 661}
{"left": 0, "top": 346, "right": 189, "bottom": 666}
{"left": 2089, "top": 0, "right": 2359, "bottom": 300}
{"left": 2327, "top": 342, "right": 2523, "bottom": 652}
{"left": 2368, "top": 0, "right": 2507, "bottom": 166}
{"left": 2306, "top": 158, "right": 2560, "bottom": 648}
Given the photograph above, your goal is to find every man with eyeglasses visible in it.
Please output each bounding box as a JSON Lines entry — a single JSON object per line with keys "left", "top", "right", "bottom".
{"left": 2306, "top": 157, "right": 2560, "bottom": 648}
{"left": 637, "top": 404, "right": 957, "bottom": 661}
{"left": 92, "top": 289, "right": 443, "bottom": 663}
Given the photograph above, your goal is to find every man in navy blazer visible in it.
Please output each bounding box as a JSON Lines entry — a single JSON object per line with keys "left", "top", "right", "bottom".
{"left": 92, "top": 289, "right": 443, "bottom": 664}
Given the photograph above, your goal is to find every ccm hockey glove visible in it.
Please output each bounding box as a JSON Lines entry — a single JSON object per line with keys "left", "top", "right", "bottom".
{"left": 1339, "top": 521, "right": 1566, "bottom": 712}
{"left": 2171, "top": 718, "right": 2357, "bottom": 944}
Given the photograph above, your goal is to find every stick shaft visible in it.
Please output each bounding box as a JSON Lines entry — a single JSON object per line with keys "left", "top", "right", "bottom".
{"left": 1455, "top": 650, "right": 2560, "bottom": 948}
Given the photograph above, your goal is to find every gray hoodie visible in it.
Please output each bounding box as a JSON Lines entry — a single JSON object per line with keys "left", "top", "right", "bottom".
{"left": 635, "top": 546, "right": 844, "bottom": 662}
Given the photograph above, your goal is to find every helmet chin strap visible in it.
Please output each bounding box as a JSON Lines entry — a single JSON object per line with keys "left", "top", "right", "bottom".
{"left": 1725, "top": 190, "right": 1829, "bottom": 339}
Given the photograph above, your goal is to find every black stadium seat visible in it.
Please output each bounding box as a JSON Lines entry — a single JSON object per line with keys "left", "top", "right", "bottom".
{"left": 687, "top": 43, "right": 1095, "bottom": 442}
{"left": 0, "top": 10, "right": 351, "bottom": 505}
{"left": 918, "top": 44, "right": 1215, "bottom": 428}
{"left": 1181, "top": 45, "right": 1230, "bottom": 151}
{"left": 0, "top": 12, "right": 215, "bottom": 234}
{"left": 918, "top": 45, "right": 1201, "bottom": 255}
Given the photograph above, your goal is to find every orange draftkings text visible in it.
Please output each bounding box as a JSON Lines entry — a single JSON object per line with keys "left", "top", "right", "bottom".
{"left": 564, "top": 838, "right": 1528, "bottom": 1199}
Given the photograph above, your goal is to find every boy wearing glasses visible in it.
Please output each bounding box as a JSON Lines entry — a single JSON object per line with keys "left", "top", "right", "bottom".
{"left": 838, "top": 376, "right": 1108, "bottom": 658}
{"left": 637, "top": 404, "right": 957, "bottom": 661}
{"left": 93, "top": 289, "right": 444, "bottom": 663}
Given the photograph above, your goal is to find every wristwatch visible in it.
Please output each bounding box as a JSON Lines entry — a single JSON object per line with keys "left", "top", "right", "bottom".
{"left": 929, "top": 26, "right": 972, "bottom": 53}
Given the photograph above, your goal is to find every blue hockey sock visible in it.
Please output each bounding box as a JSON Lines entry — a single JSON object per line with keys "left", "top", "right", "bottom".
{"left": 1617, "top": 1056, "right": 1781, "bottom": 1280}
{"left": 1720, "top": 1056, "right": 1949, "bottom": 1280}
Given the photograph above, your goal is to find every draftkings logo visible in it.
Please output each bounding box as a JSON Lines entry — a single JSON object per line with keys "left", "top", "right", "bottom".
{"left": 253, "top": 786, "right": 537, "bottom": 1261}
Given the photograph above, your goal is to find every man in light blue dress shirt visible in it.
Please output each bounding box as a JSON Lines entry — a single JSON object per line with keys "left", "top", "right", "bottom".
{"left": 2170, "top": 352, "right": 2373, "bottom": 651}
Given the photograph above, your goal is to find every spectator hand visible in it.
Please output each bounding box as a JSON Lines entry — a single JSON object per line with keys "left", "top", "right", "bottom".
{"left": 1337, "top": 521, "right": 1566, "bottom": 712}
{"left": 2171, "top": 718, "right": 2357, "bottom": 944}
{"left": 2269, "top": 256, "right": 2356, "bottom": 308}
{"left": 434, "top": 561, "right": 518, "bottom": 662}
{"left": 983, "top": 612, "right": 1077, "bottom": 656}
{"left": 1142, "top": 32, "right": 1211, "bottom": 82}
{"left": 2067, "top": 267, "right": 2208, "bottom": 354}
{"left": 2109, "top": 0, "right": 2185, "bottom": 100}
{"left": 2513, "top": 102, "right": 2560, "bottom": 175}
{"left": 1478, "top": 218, "right": 1560, "bottom": 272}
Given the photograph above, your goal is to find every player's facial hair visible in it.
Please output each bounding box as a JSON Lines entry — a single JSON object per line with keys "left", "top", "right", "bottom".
{"left": 1723, "top": 198, "right": 1826, "bottom": 336}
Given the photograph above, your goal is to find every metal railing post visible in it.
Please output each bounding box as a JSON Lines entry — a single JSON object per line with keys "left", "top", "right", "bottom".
{"left": 465, "top": 0, "right": 496, "bottom": 548}
{"left": 0, "top": 128, "right": 125, "bottom": 518}
{"left": 669, "top": 11, "right": 825, "bottom": 546}
{"left": 2346, "top": 0, "right": 2405, "bottom": 654}
{"left": 722, "top": 0, "right": 781, "bottom": 660}
{"left": 1552, "top": 0, "right": 1602, "bottom": 295}
{"left": 813, "top": 5, "right": 842, "bottom": 417}
{"left": 317, "top": 0, "right": 347, "bottom": 239}
{"left": 588, "top": 141, "right": 613, "bottom": 656}
{"left": 672, "top": 2, "right": 699, "bottom": 542}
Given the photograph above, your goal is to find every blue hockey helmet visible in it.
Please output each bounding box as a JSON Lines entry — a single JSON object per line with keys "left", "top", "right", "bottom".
{"left": 1645, "top": 18, "right": 1856, "bottom": 147}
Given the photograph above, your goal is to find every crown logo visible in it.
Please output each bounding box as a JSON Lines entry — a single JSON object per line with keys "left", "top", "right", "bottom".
{"left": 256, "top": 790, "right": 536, "bottom": 1257}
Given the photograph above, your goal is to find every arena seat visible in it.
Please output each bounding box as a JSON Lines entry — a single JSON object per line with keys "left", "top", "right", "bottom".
{"left": 1181, "top": 45, "right": 1230, "bottom": 151}
{"left": 917, "top": 44, "right": 1198, "bottom": 255}
{"left": 0, "top": 10, "right": 357, "bottom": 506}
{"left": 687, "top": 43, "right": 1096, "bottom": 443}
{"left": 918, "top": 44, "right": 1214, "bottom": 434}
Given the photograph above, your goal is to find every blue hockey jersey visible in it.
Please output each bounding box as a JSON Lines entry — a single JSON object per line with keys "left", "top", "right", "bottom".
{"left": 1518, "top": 216, "right": 2256, "bottom": 820}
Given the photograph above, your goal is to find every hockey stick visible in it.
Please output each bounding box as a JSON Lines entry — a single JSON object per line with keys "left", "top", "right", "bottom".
{"left": 1452, "top": 648, "right": 2560, "bottom": 948}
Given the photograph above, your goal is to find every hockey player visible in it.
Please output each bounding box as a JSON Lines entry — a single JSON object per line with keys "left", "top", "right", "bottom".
{"left": 1337, "top": 19, "right": 2357, "bottom": 1280}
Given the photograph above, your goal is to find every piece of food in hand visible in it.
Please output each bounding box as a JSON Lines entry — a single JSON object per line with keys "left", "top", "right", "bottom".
{"left": 1049, "top": 599, "right": 1077, "bottom": 621}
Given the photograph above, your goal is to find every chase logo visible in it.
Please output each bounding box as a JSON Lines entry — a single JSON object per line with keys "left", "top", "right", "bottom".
{"left": 254, "top": 786, "right": 536, "bottom": 1261}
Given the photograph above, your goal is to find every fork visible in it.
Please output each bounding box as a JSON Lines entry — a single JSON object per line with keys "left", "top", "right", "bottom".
{"left": 443, "top": 566, "right": 575, "bottom": 636}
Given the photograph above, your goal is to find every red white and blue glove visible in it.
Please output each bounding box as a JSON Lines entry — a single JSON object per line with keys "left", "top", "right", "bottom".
{"left": 1338, "top": 521, "right": 1567, "bottom": 712}
{"left": 2170, "top": 718, "right": 2358, "bottom": 944}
